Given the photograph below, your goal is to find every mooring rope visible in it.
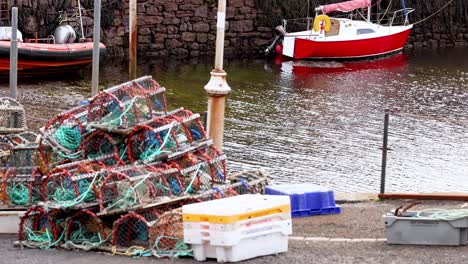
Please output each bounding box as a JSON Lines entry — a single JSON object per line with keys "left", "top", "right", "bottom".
{"left": 412, "top": 0, "right": 455, "bottom": 26}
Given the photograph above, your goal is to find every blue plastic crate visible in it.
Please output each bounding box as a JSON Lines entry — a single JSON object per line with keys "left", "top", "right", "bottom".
{"left": 265, "top": 183, "right": 341, "bottom": 218}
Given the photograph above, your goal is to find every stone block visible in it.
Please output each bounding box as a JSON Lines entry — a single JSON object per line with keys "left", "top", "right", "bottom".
{"left": 182, "top": 32, "right": 196, "bottom": 42}
{"left": 164, "top": 3, "right": 178, "bottom": 12}
{"left": 193, "top": 22, "right": 210, "bottom": 32}
{"left": 196, "top": 33, "right": 208, "bottom": 43}
{"left": 228, "top": 0, "right": 244, "bottom": 8}
{"left": 194, "top": 6, "right": 208, "bottom": 18}
{"left": 231, "top": 20, "right": 254, "bottom": 32}
{"left": 139, "top": 27, "right": 152, "bottom": 35}
{"left": 138, "top": 35, "right": 152, "bottom": 44}
{"left": 147, "top": 6, "right": 159, "bottom": 15}
{"left": 165, "top": 38, "right": 183, "bottom": 49}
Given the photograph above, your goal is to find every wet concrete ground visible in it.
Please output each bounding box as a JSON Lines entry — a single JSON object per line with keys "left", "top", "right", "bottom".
{"left": 2, "top": 200, "right": 467, "bottom": 264}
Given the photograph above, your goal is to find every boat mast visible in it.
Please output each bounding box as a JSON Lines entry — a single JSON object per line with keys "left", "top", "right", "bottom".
{"left": 367, "top": 0, "right": 371, "bottom": 22}
{"left": 306, "top": 0, "right": 310, "bottom": 31}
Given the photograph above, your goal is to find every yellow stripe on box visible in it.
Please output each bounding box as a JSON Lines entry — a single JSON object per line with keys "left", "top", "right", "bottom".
{"left": 183, "top": 204, "right": 291, "bottom": 224}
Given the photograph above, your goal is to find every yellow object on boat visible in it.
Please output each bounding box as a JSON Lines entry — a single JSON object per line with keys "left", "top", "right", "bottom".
{"left": 314, "top": 15, "right": 331, "bottom": 32}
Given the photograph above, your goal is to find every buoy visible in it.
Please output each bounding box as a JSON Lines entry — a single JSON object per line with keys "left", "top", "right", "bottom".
{"left": 275, "top": 44, "right": 283, "bottom": 55}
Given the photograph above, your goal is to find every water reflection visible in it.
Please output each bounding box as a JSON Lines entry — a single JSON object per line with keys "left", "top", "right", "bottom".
{"left": 95, "top": 49, "right": 467, "bottom": 193}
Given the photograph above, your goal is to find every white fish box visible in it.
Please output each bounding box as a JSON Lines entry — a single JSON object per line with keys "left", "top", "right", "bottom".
{"left": 183, "top": 194, "right": 292, "bottom": 262}
{"left": 0, "top": 211, "right": 23, "bottom": 233}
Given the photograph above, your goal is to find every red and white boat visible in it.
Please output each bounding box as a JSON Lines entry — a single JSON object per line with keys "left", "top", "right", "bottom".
{"left": 274, "top": 0, "right": 414, "bottom": 60}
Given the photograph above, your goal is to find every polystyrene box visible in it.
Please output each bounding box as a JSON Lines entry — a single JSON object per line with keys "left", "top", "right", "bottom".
{"left": 182, "top": 194, "right": 292, "bottom": 262}
{"left": 265, "top": 183, "right": 341, "bottom": 218}
{"left": 384, "top": 212, "right": 468, "bottom": 246}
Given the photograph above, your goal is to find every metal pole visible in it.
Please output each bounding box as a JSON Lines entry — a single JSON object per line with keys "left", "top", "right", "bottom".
{"left": 91, "top": 0, "right": 101, "bottom": 96}
{"left": 129, "top": 0, "right": 137, "bottom": 79}
{"left": 367, "top": 3, "right": 371, "bottom": 22}
{"left": 380, "top": 109, "right": 390, "bottom": 194}
{"left": 77, "top": 0, "right": 85, "bottom": 41}
{"left": 204, "top": 0, "right": 231, "bottom": 151}
{"left": 9, "top": 7, "right": 18, "bottom": 100}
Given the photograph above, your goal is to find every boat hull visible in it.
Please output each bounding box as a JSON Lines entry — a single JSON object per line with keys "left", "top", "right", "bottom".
{"left": 284, "top": 28, "right": 412, "bottom": 59}
{"left": 0, "top": 41, "right": 106, "bottom": 74}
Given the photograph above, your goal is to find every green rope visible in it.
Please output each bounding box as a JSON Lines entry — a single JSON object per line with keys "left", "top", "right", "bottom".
{"left": 96, "top": 96, "right": 139, "bottom": 130}
{"left": 24, "top": 226, "right": 65, "bottom": 250}
{"left": 140, "top": 122, "right": 176, "bottom": 163}
{"left": 152, "top": 235, "right": 192, "bottom": 259}
{"left": 6, "top": 183, "right": 30, "bottom": 206}
{"left": 184, "top": 165, "right": 202, "bottom": 194}
{"left": 54, "top": 126, "right": 82, "bottom": 151}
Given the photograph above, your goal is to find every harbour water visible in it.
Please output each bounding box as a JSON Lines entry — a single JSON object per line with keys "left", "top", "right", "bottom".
{"left": 98, "top": 48, "right": 467, "bottom": 193}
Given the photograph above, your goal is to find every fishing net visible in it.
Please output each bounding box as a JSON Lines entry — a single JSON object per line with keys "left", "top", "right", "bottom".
{"left": 64, "top": 210, "right": 110, "bottom": 250}
{"left": 149, "top": 210, "right": 192, "bottom": 258}
{"left": 111, "top": 213, "right": 149, "bottom": 249}
{"left": 18, "top": 207, "right": 60, "bottom": 249}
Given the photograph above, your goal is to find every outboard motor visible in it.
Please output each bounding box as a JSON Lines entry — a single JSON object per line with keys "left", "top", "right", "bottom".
{"left": 54, "top": 24, "right": 76, "bottom": 44}
{"left": 265, "top": 25, "right": 288, "bottom": 55}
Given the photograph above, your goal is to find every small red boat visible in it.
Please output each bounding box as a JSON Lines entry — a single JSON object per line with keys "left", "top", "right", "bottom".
{"left": 273, "top": 0, "right": 414, "bottom": 60}
{"left": 0, "top": 41, "right": 106, "bottom": 74}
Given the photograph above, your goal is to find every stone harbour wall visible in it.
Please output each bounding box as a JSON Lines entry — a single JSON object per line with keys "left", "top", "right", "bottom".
{"left": 6, "top": 0, "right": 468, "bottom": 58}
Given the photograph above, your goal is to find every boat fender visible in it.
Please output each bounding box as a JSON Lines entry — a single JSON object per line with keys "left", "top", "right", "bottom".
{"left": 313, "top": 15, "right": 331, "bottom": 32}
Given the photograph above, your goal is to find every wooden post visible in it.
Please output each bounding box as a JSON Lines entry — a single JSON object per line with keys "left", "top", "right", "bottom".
{"left": 129, "top": 0, "right": 137, "bottom": 79}
{"left": 91, "top": 0, "right": 101, "bottom": 96}
{"left": 204, "top": 0, "right": 231, "bottom": 151}
{"left": 9, "top": 7, "right": 18, "bottom": 100}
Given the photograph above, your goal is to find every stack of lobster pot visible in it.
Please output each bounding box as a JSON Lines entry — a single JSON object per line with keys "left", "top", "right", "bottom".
{"left": 12, "top": 76, "right": 269, "bottom": 259}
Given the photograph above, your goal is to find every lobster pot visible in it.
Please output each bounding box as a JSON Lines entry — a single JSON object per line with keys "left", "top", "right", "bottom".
{"left": 183, "top": 195, "right": 292, "bottom": 262}
{"left": 99, "top": 171, "right": 154, "bottom": 212}
{"left": 18, "top": 207, "right": 61, "bottom": 248}
{"left": 149, "top": 210, "right": 191, "bottom": 257}
{"left": 9, "top": 145, "right": 38, "bottom": 167}
{"left": 65, "top": 210, "right": 109, "bottom": 250}
{"left": 229, "top": 170, "right": 269, "bottom": 195}
{"left": 42, "top": 168, "right": 79, "bottom": 203}
{"left": 82, "top": 131, "right": 124, "bottom": 163}
{"left": 111, "top": 213, "right": 150, "bottom": 248}
{"left": 2, "top": 167, "right": 39, "bottom": 206}
{"left": 126, "top": 124, "right": 170, "bottom": 163}
{"left": 147, "top": 168, "right": 185, "bottom": 197}
{"left": 39, "top": 112, "right": 85, "bottom": 155}
{"left": 0, "top": 97, "right": 27, "bottom": 134}
{"left": 2, "top": 131, "right": 38, "bottom": 146}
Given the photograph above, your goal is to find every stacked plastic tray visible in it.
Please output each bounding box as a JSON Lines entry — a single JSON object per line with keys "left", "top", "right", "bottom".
{"left": 266, "top": 183, "right": 341, "bottom": 218}
{"left": 182, "top": 194, "right": 292, "bottom": 262}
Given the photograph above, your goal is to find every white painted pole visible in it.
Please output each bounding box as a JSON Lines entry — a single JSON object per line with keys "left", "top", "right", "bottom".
{"left": 129, "top": 0, "right": 137, "bottom": 79}
{"left": 9, "top": 7, "right": 18, "bottom": 100}
{"left": 91, "top": 0, "right": 101, "bottom": 96}
{"left": 204, "top": 0, "right": 231, "bottom": 151}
